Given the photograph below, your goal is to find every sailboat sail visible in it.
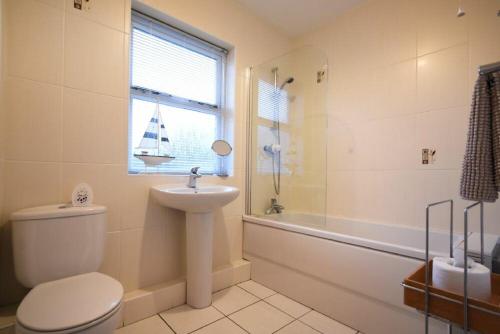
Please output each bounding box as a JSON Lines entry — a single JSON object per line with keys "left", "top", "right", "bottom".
{"left": 134, "top": 104, "right": 175, "bottom": 166}
{"left": 158, "top": 111, "right": 172, "bottom": 153}
{"left": 138, "top": 114, "right": 161, "bottom": 149}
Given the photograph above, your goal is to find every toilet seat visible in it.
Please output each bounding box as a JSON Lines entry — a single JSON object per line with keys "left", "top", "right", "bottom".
{"left": 17, "top": 272, "right": 123, "bottom": 333}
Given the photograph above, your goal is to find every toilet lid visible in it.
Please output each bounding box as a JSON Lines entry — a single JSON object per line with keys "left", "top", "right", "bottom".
{"left": 17, "top": 272, "right": 123, "bottom": 332}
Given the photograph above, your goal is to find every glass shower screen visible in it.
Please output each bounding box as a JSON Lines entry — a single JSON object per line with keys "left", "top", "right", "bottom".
{"left": 246, "top": 47, "right": 328, "bottom": 220}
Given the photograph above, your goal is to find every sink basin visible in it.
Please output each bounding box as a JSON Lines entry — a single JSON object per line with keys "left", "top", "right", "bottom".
{"left": 151, "top": 185, "right": 239, "bottom": 213}
{"left": 150, "top": 184, "right": 240, "bottom": 309}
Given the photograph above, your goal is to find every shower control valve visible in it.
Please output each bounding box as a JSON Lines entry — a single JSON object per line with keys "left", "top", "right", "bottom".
{"left": 264, "top": 144, "right": 281, "bottom": 154}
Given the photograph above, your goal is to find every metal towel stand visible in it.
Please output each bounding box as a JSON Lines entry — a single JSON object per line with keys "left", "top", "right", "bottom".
{"left": 405, "top": 61, "right": 500, "bottom": 333}
{"left": 421, "top": 200, "right": 485, "bottom": 334}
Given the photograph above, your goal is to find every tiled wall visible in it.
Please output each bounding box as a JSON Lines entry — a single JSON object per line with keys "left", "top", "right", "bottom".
{"left": 295, "top": 0, "right": 500, "bottom": 234}
{"left": 0, "top": 0, "right": 291, "bottom": 306}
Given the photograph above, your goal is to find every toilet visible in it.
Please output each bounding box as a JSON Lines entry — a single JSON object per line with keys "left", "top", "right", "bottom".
{"left": 10, "top": 204, "right": 124, "bottom": 334}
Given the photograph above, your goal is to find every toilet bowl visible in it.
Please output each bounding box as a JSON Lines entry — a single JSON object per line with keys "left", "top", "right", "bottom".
{"left": 15, "top": 272, "right": 123, "bottom": 334}
{"left": 11, "top": 204, "right": 124, "bottom": 334}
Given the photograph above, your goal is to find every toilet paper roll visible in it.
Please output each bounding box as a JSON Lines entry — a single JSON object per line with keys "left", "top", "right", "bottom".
{"left": 452, "top": 247, "right": 475, "bottom": 268}
{"left": 71, "top": 183, "right": 93, "bottom": 207}
{"left": 432, "top": 257, "right": 491, "bottom": 300}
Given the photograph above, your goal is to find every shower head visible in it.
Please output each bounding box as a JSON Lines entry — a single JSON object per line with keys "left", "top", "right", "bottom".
{"left": 280, "top": 77, "right": 294, "bottom": 89}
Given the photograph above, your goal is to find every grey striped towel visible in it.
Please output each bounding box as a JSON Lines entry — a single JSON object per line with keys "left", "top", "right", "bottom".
{"left": 460, "top": 71, "right": 500, "bottom": 202}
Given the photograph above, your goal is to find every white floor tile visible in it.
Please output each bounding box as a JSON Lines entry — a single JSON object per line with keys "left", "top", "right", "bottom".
{"left": 229, "top": 301, "right": 293, "bottom": 334}
{"left": 300, "top": 311, "right": 357, "bottom": 334}
{"left": 114, "top": 316, "right": 173, "bottom": 334}
{"left": 159, "top": 305, "right": 224, "bottom": 334}
{"left": 264, "top": 294, "right": 311, "bottom": 318}
{"left": 276, "top": 320, "right": 321, "bottom": 334}
{"left": 237, "top": 280, "right": 276, "bottom": 299}
{"left": 212, "top": 286, "right": 259, "bottom": 315}
{"left": 192, "top": 318, "right": 247, "bottom": 334}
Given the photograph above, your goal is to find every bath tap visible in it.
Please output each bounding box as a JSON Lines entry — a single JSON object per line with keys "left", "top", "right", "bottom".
{"left": 265, "top": 198, "right": 284, "bottom": 214}
{"left": 187, "top": 167, "right": 202, "bottom": 188}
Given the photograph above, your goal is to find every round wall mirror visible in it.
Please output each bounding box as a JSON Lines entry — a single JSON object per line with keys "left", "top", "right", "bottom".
{"left": 212, "top": 140, "right": 232, "bottom": 156}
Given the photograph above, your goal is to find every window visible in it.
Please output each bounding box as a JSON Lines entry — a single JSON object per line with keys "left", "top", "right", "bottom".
{"left": 129, "top": 11, "right": 227, "bottom": 174}
{"left": 257, "top": 79, "right": 289, "bottom": 123}
{"left": 256, "top": 79, "right": 292, "bottom": 175}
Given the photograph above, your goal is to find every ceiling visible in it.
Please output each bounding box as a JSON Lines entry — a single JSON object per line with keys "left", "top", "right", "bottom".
{"left": 236, "top": 0, "right": 365, "bottom": 37}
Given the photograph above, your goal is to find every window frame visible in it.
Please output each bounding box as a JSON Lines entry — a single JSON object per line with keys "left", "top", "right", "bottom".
{"left": 129, "top": 10, "right": 228, "bottom": 175}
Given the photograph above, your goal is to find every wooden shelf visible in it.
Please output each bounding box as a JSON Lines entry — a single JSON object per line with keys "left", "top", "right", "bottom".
{"left": 403, "top": 261, "right": 500, "bottom": 334}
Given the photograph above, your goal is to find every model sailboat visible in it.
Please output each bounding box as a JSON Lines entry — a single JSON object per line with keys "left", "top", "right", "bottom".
{"left": 134, "top": 104, "right": 175, "bottom": 166}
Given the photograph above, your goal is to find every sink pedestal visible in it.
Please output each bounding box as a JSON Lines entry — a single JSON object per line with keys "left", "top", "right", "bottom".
{"left": 150, "top": 184, "right": 239, "bottom": 309}
{"left": 186, "top": 212, "right": 213, "bottom": 308}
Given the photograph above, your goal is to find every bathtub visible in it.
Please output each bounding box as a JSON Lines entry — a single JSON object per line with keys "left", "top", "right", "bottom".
{"left": 243, "top": 213, "right": 457, "bottom": 334}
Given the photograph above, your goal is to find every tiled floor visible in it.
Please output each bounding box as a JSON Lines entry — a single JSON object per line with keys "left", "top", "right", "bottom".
{"left": 115, "top": 280, "right": 361, "bottom": 334}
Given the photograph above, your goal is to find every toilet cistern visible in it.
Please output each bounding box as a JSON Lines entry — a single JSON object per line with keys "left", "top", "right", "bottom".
{"left": 10, "top": 204, "right": 123, "bottom": 334}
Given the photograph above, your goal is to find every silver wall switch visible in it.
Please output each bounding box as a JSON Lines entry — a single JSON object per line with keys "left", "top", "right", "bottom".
{"left": 74, "top": 0, "right": 82, "bottom": 10}
{"left": 422, "top": 148, "right": 429, "bottom": 164}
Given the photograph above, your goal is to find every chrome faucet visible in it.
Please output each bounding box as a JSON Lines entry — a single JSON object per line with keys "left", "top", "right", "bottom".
{"left": 187, "top": 167, "right": 202, "bottom": 188}
{"left": 265, "top": 198, "right": 284, "bottom": 215}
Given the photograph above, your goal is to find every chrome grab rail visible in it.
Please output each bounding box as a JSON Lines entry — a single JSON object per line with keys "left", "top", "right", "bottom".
{"left": 425, "top": 200, "right": 454, "bottom": 334}
{"left": 462, "top": 201, "right": 484, "bottom": 333}
{"left": 417, "top": 199, "right": 486, "bottom": 334}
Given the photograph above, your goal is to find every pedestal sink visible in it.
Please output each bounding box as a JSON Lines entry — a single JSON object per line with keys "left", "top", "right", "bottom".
{"left": 151, "top": 184, "right": 239, "bottom": 308}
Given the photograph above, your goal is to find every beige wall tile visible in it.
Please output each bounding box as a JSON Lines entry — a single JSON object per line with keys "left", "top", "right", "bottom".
{"left": 5, "top": 0, "right": 63, "bottom": 84}
{"left": 120, "top": 225, "right": 184, "bottom": 292}
{"left": 469, "top": 0, "right": 500, "bottom": 68}
{"left": 372, "top": 115, "right": 416, "bottom": 171}
{"left": 328, "top": 2, "right": 384, "bottom": 71}
{"left": 374, "top": 170, "right": 417, "bottom": 226}
{"left": 414, "top": 170, "right": 463, "bottom": 231}
{"left": 416, "top": 0, "right": 470, "bottom": 56}
{"left": 99, "top": 231, "right": 121, "bottom": 281}
{"left": 124, "top": 0, "right": 132, "bottom": 34}
{"left": 62, "top": 163, "right": 126, "bottom": 231}
{"left": 213, "top": 215, "right": 243, "bottom": 267}
{"left": 65, "top": 0, "right": 126, "bottom": 32}
{"left": 5, "top": 78, "right": 62, "bottom": 162}
{"left": 417, "top": 44, "right": 469, "bottom": 112}
{"left": 375, "top": 59, "right": 417, "bottom": 119}
{"left": 469, "top": 0, "right": 500, "bottom": 96}
{"left": 326, "top": 122, "right": 358, "bottom": 171}
{"left": 413, "top": 169, "right": 500, "bottom": 235}
{"left": 62, "top": 88, "right": 127, "bottom": 164}
{"left": 378, "top": 0, "right": 417, "bottom": 65}
{"left": 415, "top": 107, "right": 468, "bottom": 170}
{"left": 36, "top": 0, "right": 65, "bottom": 10}
{"left": 119, "top": 174, "right": 185, "bottom": 230}
{"left": 3, "top": 162, "right": 61, "bottom": 215}
{"left": 64, "top": 14, "right": 125, "bottom": 97}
